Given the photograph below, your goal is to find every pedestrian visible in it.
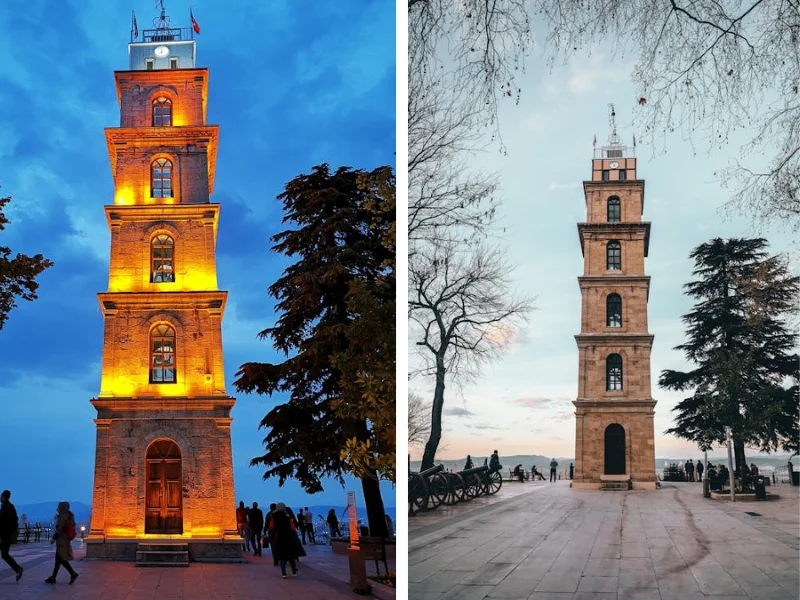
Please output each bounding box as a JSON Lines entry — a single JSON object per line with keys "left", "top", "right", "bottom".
{"left": 0, "top": 490, "right": 22, "bottom": 582}
{"left": 464, "top": 455, "right": 474, "bottom": 470}
{"left": 569, "top": 462, "right": 574, "bottom": 480}
{"left": 297, "top": 508, "right": 307, "bottom": 544}
{"left": 327, "top": 509, "right": 340, "bottom": 538}
{"left": 249, "top": 502, "right": 264, "bottom": 556}
{"left": 686, "top": 459, "right": 695, "bottom": 482}
{"left": 304, "top": 507, "right": 315, "bottom": 543}
{"left": 269, "top": 503, "right": 301, "bottom": 579}
{"left": 696, "top": 460, "right": 704, "bottom": 482}
{"left": 513, "top": 464, "right": 524, "bottom": 483}
{"left": 549, "top": 458, "right": 558, "bottom": 482}
{"left": 236, "top": 500, "right": 251, "bottom": 552}
{"left": 45, "top": 501, "right": 78, "bottom": 585}
{"left": 267, "top": 503, "right": 279, "bottom": 566}
{"left": 531, "top": 465, "right": 545, "bottom": 481}
{"left": 750, "top": 463, "right": 759, "bottom": 478}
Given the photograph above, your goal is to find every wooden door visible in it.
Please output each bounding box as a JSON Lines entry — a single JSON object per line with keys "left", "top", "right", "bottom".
{"left": 145, "top": 440, "right": 183, "bottom": 534}
{"left": 604, "top": 424, "right": 626, "bottom": 475}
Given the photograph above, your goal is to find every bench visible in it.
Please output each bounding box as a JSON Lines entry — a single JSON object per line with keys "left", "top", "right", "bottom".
{"left": 359, "top": 536, "right": 389, "bottom": 575}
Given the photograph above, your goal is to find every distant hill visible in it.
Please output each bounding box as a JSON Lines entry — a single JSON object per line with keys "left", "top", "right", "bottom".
{"left": 17, "top": 501, "right": 92, "bottom": 526}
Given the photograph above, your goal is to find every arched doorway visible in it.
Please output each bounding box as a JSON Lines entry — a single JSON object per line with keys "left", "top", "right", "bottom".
{"left": 145, "top": 439, "right": 183, "bottom": 534}
{"left": 604, "top": 424, "right": 626, "bottom": 475}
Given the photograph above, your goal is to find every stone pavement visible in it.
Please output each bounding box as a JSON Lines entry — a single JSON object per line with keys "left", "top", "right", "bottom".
{"left": 410, "top": 481, "right": 800, "bottom": 599}
{"left": 0, "top": 540, "right": 391, "bottom": 599}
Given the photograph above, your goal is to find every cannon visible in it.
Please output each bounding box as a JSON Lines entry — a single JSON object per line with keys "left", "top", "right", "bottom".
{"left": 409, "top": 464, "right": 449, "bottom": 514}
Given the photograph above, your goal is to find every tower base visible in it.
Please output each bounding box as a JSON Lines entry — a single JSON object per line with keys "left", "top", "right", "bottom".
{"left": 85, "top": 537, "right": 245, "bottom": 563}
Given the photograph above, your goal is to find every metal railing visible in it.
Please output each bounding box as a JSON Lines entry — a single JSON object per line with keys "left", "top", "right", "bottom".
{"left": 132, "top": 27, "right": 194, "bottom": 44}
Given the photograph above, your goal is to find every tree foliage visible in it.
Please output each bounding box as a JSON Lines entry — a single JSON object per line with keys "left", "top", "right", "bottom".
{"left": 411, "top": 240, "right": 533, "bottom": 470}
{"left": 409, "top": 0, "right": 535, "bottom": 470}
{"left": 534, "top": 0, "right": 800, "bottom": 229}
{"left": 660, "top": 238, "right": 799, "bottom": 479}
{"left": 331, "top": 167, "right": 396, "bottom": 484}
{"left": 0, "top": 189, "right": 53, "bottom": 332}
{"left": 234, "top": 164, "right": 393, "bottom": 538}
{"left": 408, "top": 392, "right": 431, "bottom": 448}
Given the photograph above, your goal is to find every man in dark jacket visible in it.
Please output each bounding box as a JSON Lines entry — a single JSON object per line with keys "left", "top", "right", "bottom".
{"left": 0, "top": 490, "right": 23, "bottom": 581}
{"left": 249, "top": 502, "right": 265, "bottom": 556}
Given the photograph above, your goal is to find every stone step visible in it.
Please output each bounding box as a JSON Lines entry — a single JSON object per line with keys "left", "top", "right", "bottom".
{"left": 136, "top": 543, "right": 189, "bottom": 567}
{"left": 601, "top": 481, "right": 630, "bottom": 491}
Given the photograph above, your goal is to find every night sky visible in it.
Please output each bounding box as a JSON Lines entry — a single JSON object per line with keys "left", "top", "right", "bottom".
{"left": 0, "top": 0, "right": 396, "bottom": 511}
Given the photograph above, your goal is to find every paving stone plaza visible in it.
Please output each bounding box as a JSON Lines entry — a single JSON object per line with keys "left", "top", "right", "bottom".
{"left": 410, "top": 480, "right": 799, "bottom": 599}
{"left": 0, "top": 542, "right": 395, "bottom": 599}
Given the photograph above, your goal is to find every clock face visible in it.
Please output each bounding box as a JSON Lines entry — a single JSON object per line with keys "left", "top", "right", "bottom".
{"left": 154, "top": 45, "right": 170, "bottom": 58}
{"left": 609, "top": 161, "right": 619, "bottom": 169}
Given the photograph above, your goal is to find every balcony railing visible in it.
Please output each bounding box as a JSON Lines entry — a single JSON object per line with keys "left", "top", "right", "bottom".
{"left": 132, "top": 27, "right": 194, "bottom": 44}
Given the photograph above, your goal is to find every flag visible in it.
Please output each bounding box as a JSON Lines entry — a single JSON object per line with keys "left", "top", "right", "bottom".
{"left": 190, "top": 9, "right": 201, "bottom": 34}
{"left": 132, "top": 11, "right": 138, "bottom": 39}
{"left": 593, "top": 134, "right": 597, "bottom": 148}
{"left": 633, "top": 134, "right": 636, "bottom": 147}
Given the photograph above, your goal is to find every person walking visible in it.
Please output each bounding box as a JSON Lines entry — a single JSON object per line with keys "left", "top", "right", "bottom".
{"left": 569, "top": 463, "right": 574, "bottom": 480}
{"left": 0, "top": 490, "right": 22, "bottom": 582}
{"left": 45, "top": 501, "right": 78, "bottom": 585}
{"left": 297, "top": 508, "right": 307, "bottom": 544}
{"left": 696, "top": 460, "right": 704, "bottom": 482}
{"left": 686, "top": 459, "right": 695, "bottom": 482}
{"left": 266, "top": 503, "right": 279, "bottom": 566}
{"left": 549, "top": 458, "right": 558, "bottom": 482}
{"left": 270, "top": 503, "right": 300, "bottom": 579}
{"left": 304, "top": 507, "right": 315, "bottom": 543}
{"left": 327, "top": 509, "right": 340, "bottom": 538}
{"left": 249, "top": 502, "right": 264, "bottom": 556}
{"left": 236, "top": 501, "right": 251, "bottom": 552}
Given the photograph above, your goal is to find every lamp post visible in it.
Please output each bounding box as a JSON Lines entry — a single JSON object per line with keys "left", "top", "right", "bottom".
{"left": 725, "top": 427, "right": 736, "bottom": 502}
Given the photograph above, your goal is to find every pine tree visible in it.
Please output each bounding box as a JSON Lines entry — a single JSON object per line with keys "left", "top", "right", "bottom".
{"left": 234, "top": 164, "right": 394, "bottom": 538}
{"left": 660, "top": 238, "right": 799, "bottom": 483}
{"left": 0, "top": 189, "right": 53, "bottom": 331}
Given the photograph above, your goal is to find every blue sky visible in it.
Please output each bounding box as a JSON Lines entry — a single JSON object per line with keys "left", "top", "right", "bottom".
{"left": 409, "top": 44, "right": 797, "bottom": 463}
{"left": 0, "top": 0, "right": 395, "bottom": 510}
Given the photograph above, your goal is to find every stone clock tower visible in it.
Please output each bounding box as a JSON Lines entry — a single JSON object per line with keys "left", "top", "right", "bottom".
{"left": 572, "top": 111, "right": 657, "bottom": 490}
{"left": 86, "top": 11, "right": 241, "bottom": 561}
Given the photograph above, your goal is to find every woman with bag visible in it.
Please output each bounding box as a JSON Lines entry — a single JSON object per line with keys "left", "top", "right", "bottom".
{"left": 45, "top": 502, "right": 78, "bottom": 584}
{"left": 269, "top": 503, "right": 305, "bottom": 579}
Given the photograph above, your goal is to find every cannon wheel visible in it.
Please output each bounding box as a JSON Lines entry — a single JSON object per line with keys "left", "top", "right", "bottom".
{"left": 487, "top": 470, "right": 503, "bottom": 494}
{"left": 464, "top": 473, "right": 483, "bottom": 499}
{"left": 443, "top": 473, "right": 465, "bottom": 505}
{"left": 409, "top": 473, "right": 429, "bottom": 513}
{"left": 428, "top": 472, "right": 448, "bottom": 509}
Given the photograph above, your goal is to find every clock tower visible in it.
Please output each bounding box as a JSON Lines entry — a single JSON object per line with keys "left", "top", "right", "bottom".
{"left": 86, "top": 7, "right": 242, "bottom": 561}
{"left": 572, "top": 109, "right": 657, "bottom": 490}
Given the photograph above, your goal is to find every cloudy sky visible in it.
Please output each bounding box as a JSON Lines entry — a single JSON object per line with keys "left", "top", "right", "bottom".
{"left": 409, "top": 40, "right": 797, "bottom": 462}
{"left": 0, "top": 0, "right": 395, "bottom": 510}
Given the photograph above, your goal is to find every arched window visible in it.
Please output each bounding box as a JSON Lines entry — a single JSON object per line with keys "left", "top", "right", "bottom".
{"left": 606, "top": 293, "right": 622, "bottom": 327}
{"left": 152, "top": 97, "right": 172, "bottom": 126}
{"left": 150, "top": 324, "right": 176, "bottom": 383}
{"left": 607, "top": 196, "right": 621, "bottom": 222}
{"left": 606, "top": 354, "right": 623, "bottom": 391}
{"left": 607, "top": 240, "right": 621, "bottom": 270}
{"left": 151, "top": 234, "right": 174, "bottom": 282}
{"left": 151, "top": 158, "right": 173, "bottom": 198}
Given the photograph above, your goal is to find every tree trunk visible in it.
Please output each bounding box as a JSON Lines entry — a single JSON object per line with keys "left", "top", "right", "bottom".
{"left": 421, "top": 355, "right": 446, "bottom": 471}
{"left": 734, "top": 440, "right": 747, "bottom": 486}
{"left": 360, "top": 472, "right": 388, "bottom": 539}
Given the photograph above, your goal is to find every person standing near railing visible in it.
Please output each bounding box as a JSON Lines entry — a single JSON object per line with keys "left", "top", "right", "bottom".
{"left": 326, "top": 509, "right": 340, "bottom": 538}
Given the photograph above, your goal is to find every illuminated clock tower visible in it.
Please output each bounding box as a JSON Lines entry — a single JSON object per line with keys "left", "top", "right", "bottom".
{"left": 572, "top": 108, "right": 657, "bottom": 490}
{"left": 87, "top": 7, "right": 241, "bottom": 561}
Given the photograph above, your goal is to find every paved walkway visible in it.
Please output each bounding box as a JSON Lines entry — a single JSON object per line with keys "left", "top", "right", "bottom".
{"left": 410, "top": 481, "right": 799, "bottom": 599}
{"left": 0, "top": 540, "right": 392, "bottom": 599}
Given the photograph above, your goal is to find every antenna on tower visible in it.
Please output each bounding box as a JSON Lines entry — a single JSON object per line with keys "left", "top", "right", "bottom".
{"left": 153, "top": 0, "right": 172, "bottom": 31}
{"left": 607, "top": 103, "right": 621, "bottom": 146}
